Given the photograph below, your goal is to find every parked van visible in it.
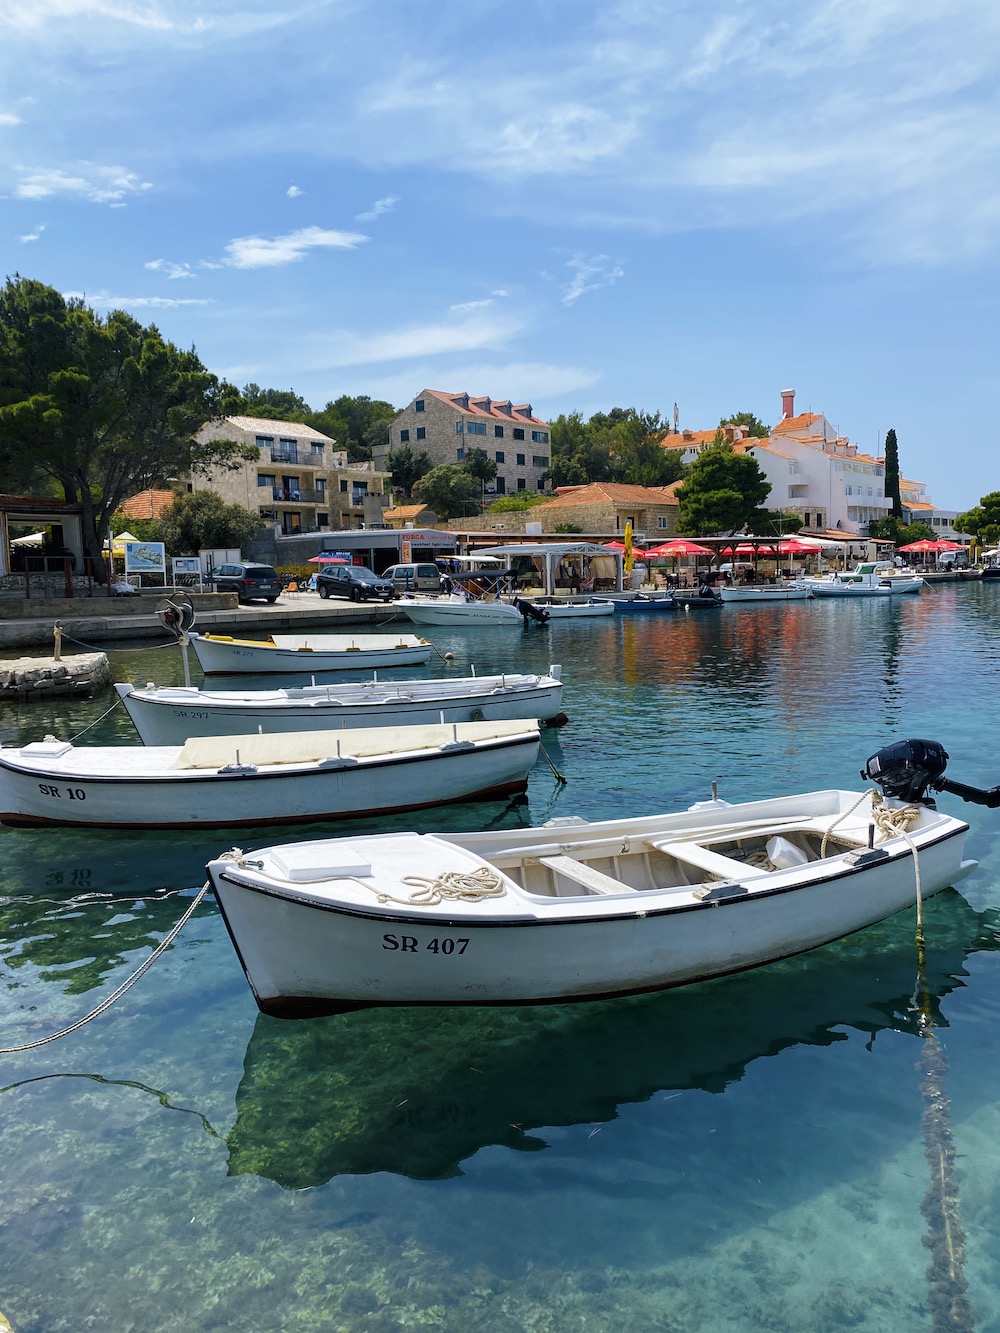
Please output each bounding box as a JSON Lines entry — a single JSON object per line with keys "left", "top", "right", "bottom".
{"left": 382, "top": 562, "right": 442, "bottom": 593}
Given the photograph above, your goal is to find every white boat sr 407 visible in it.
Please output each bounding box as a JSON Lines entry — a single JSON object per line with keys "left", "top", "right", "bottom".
{"left": 206, "top": 738, "right": 985, "bottom": 1017}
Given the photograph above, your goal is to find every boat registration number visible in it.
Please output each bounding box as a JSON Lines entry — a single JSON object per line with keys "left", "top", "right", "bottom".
{"left": 382, "top": 934, "right": 469, "bottom": 955}
{"left": 37, "top": 784, "right": 87, "bottom": 801}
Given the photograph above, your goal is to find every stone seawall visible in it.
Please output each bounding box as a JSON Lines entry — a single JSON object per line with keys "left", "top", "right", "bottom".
{"left": 0, "top": 651, "right": 112, "bottom": 700}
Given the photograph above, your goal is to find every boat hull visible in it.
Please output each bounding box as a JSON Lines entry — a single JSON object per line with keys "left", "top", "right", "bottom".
{"left": 802, "top": 579, "right": 892, "bottom": 598}
{"left": 189, "top": 632, "right": 434, "bottom": 675}
{"left": 592, "top": 596, "right": 677, "bottom": 614}
{"left": 397, "top": 599, "right": 523, "bottom": 626}
{"left": 719, "top": 586, "right": 813, "bottom": 602}
{"left": 524, "top": 599, "right": 615, "bottom": 618}
{"left": 206, "top": 792, "right": 973, "bottom": 1014}
{"left": 115, "top": 672, "right": 564, "bottom": 745}
{"left": 0, "top": 725, "right": 540, "bottom": 829}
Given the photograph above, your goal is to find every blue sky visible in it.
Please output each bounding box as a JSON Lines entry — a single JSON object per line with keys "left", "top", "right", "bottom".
{"left": 2, "top": 0, "right": 998, "bottom": 510}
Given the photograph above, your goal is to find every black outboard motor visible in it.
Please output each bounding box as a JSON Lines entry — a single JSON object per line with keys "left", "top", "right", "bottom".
{"left": 512, "top": 597, "right": 550, "bottom": 625}
{"left": 864, "top": 738, "right": 1000, "bottom": 807}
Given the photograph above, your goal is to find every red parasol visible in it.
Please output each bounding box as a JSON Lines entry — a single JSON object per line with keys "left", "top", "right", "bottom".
{"left": 777, "top": 538, "right": 824, "bottom": 554}
{"left": 645, "top": 539, "right": 713, "bottom": 558}
{"left": 897, "top": 539, "right": 945, "bottom": 553}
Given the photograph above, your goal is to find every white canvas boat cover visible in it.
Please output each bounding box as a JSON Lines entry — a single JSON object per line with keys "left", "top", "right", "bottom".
{"left": 171, "top": 719, "right": 538, "bottom": 769}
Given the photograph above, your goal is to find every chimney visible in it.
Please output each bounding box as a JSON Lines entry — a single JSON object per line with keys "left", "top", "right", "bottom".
{"left": 781, "top": 388, "right": 795, "bottom": 419}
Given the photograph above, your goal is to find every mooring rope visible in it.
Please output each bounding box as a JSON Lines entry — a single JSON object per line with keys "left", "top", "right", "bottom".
{"left": 65, "top": 693, "right": 125, "bottom": 742}
{"left": 59, "top": 630, "right": 177, "bottom": 653}
{"left": 914, "top": 950, "right": 975, "bottom": 1332}
{"left": 388, "top": 866, "right": 507, "bottom": 906}
{"left": 0, "top": 884, "right": 210, "bottom": 1054}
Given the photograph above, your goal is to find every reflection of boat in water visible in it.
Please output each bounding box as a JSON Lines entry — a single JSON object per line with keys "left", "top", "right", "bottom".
{"left": 226, "top": 890, "right": 997, "bottom": 1185}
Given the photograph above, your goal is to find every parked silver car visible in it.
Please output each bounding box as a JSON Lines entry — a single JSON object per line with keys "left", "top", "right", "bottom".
{"left": 381, "top": 562, "right": 443, "bottom": 593}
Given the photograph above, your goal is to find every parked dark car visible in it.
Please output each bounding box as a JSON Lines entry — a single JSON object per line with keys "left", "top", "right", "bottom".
{"left": 209, "top": 562, "right": 283, "bottom": 603}
{"left": 316, "top": 563, "right": 395, "bottom": 602}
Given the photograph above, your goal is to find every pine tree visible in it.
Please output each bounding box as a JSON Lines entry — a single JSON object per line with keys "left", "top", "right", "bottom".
{"left": 884, "top": 428, "right": 903, "bottom": 518}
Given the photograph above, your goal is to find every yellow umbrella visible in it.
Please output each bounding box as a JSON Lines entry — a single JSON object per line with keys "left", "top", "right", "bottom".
{"left": 623, "top": 521, "right": 634, "bottom": 576}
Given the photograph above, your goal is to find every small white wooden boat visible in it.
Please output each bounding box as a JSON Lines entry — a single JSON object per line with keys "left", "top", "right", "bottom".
{"left": 397, "top": 594, "right": 524, "bottom": 627}
{"left": 0, "top": 721, "right": 540, "bottom": 829}
{"left": 114, "top": 667, "right": 565, "bottom": 745}
{"left": 718, "top": 584, "right": 813, "bottom": 602}
{"left": 206, "top": 777, "right": 974, "bottom": 1015}
{"left": 800, "top": 574, "right": 892, "bottom": 599}
{"left": 189, "top": 631, "right": 434, "bottom": 675}
{"left": 519, "top": 597, "right": 615, "bottom": 619}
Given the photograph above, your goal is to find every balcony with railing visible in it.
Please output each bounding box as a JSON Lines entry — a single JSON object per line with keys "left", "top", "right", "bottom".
{"left": 271, "top": 486, "right": 325, "bottom": 504}
{"left": 270, "top": 448, "right": 299, "bottom": 465}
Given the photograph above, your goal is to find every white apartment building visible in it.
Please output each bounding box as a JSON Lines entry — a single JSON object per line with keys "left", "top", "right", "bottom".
{"left": 191, "top": 416, "right": 390, "bottom": 535}
{"left": 664, "top": 390, "right": 957, "bottom": 537}
{"left": 382, "top": 390, "right": 553, "bottom": 499}
{"left": 740, "top": 389, "right": 891, "bottom": 533}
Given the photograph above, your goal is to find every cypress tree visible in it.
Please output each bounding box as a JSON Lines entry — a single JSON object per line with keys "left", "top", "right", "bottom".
{"left": 884, "top": 428, "right": 903, "bottom": 518}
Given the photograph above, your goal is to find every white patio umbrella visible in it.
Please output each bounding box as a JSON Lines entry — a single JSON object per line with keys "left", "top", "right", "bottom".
{"left": 10, "top": 532, "right": 45, "bottom": 546}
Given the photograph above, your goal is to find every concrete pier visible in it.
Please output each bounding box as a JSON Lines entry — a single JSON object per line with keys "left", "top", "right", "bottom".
{"left": 0, "top": 650, "right": 111, "bottom": 700}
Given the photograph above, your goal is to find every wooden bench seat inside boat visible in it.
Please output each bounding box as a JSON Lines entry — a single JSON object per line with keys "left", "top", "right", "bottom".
{"left": 645, "top": 839, "right": 773, "bottom": 881}
{"left": 536, "top": 854, "right": 632, "bottom": 895}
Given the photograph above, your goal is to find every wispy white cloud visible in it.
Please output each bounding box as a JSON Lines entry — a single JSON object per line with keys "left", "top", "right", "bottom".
{"left": 561, "top": 253, "right": 624, "bottom": 305}
{"left": 449, "top": 298, "right": 495, "bottom": 313}
{"left": 286, "top": 184, "right": 302, "bottom": 198}
{"left": 0, "top": 111, "right": 22, "bottom": 126}
{"left": 145, "top": 258, "right": 194, "bottom": 279}
{"left": 221, "top": 225, "right": 368, "bottom": 269}
{"left": 0, "top": 1, "right": 176, "bottom": 32}
{"left": 355, "top": 194, "right": 399, "bottom": 222}
{"left": 307, "top": 310, "right": 526, "bottom": 368}
{"left": 14, "top": 164, "right": 152, "bottom": 204}
{"left": 19, "top": 222, "right": 45, "bottom": 242}
{"left": 63, "top": 290, "right": 211, "bottom": 309}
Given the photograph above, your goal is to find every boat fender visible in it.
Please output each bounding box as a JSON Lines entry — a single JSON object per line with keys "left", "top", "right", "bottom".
{"left": 765, "top": 836, "right": 809, "bottom": 869}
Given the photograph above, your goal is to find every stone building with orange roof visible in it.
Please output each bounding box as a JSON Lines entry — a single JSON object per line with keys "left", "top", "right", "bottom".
{"left": 466, "top": 481, "right": 679, "bottom": 539}
{"left": 383, "top": 390, "right": 553, "bottom": 501}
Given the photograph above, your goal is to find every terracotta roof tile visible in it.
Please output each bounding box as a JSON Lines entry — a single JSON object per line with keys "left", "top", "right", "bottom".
{"left": 420, "top": 389, "right": 549, "bottom": 427}
{"left": 119, "top": 489, "right": 176, "bottom": 520}
{"left": 531, "top": 481, "right": 679, "bottom": 509}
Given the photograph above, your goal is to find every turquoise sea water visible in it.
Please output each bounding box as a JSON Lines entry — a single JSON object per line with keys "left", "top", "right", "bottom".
{"left": 3, "top": 585, "right": 1000, "bottom": 1331}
